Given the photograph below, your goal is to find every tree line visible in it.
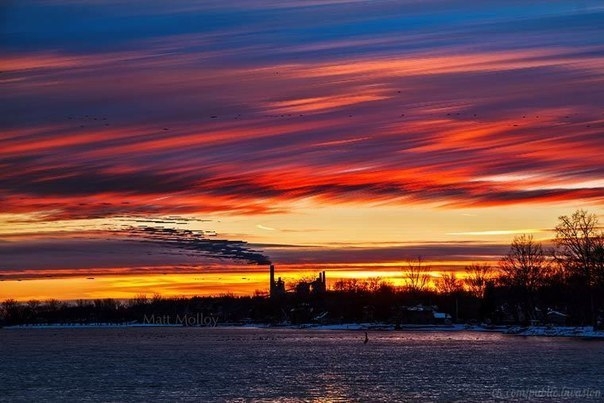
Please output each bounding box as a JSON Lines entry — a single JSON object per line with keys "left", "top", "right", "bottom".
{"left": 1, "top": 209, "right": 603, "bottom": 329}
{"left": 308, "top": 209, "right": 604, "bottom": 329}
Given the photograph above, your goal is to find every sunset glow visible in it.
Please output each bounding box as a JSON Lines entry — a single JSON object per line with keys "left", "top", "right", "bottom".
{"left": 2, "top": 0, "right": 604, "bottom": 301}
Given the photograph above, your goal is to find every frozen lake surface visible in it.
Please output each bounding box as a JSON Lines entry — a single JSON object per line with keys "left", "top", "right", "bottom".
{"left": 1, "top": 328, "right": 603, "bottom": 401}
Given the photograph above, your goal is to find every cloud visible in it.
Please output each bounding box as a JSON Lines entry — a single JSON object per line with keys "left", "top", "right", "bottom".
{"left": 0, "top": 223, "right": 271, "bottom": 274}
{"left": 260, "top": 242, "right": 511, "bottom": 265}
{"left": 447, "top": 229, "right": 542, "bottom": 237}
{"left": 2, "top": 1, "right": 604, "bottom": 221}
{"left": 256, "top": 224, "right": 276, "bottom": 231}
{"left": 0, "top": 236, "right": 510, "bottom": 279}
{"left": 124, "top": 225, "right": 271, "bottom": 265}
{"left": 4, "top": 0, "right": 604, "bottom": 293}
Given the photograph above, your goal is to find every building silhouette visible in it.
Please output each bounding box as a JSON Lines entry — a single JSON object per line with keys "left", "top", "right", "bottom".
{"left": 269, "top": 264, "right": 326, "bottom": 298}
{"left": 269, "top": 264, "right": 286, "bottom": 298}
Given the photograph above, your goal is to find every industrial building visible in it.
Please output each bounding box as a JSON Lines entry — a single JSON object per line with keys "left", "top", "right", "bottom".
{"left": 269, "top": 264, "right": 326, "bottom": 298}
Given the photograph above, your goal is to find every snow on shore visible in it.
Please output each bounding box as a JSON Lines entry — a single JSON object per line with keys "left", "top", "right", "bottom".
{"left": 503, "top": 325, "right": 604, "bottom": 339}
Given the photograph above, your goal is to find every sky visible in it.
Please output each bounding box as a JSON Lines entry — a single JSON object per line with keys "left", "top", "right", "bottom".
{"left": 1, "top": 0, "right": 604, "bottom": 300}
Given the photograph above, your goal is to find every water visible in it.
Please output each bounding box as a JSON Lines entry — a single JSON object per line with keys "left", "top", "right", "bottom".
{"left": 1, "top": 328, "right": 603, "bottom": 402}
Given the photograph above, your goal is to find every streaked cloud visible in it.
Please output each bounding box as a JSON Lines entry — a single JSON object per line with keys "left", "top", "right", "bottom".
{"left": 447, "top": 230, "right": 542, "bottom": 237}
{"left": 256, "top": 224, "right": 276, "bottom": 231}
{"left": 0, "top": 223, "right": 270, "bottom": 273}
{"left": 2, "top": 0, "right": 604, "bottom": 297}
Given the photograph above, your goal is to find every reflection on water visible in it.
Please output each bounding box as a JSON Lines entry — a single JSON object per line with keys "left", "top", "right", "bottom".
{"left": 1, "top": 328, "right": 603, "bottom": 402}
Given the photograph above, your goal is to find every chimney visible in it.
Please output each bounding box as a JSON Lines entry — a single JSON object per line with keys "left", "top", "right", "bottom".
{"left": 269, "top": 264, "right": 275, "bottom": 296}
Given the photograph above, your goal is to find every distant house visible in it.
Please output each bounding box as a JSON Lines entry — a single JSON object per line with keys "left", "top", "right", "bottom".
{"left": 400, "top": 304, "right": 452, "bottom": 324}
{"left": 312, "top": 311, "right": 329, "bottom": 324}
{"left": 433, "top": 311, "right": 452, "bottom": 325}
{"left": 546, "top": 310, "right": 568, "bottom": 326}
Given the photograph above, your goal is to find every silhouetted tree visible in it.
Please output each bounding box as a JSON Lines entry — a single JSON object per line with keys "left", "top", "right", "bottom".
{"left": 333, "top": 278, "right": 363, "bottom": 293}
{"left": 44, "top": 299, "right": 62, "bottom": 312}
{"left": 1, "top": 299, "right": 21, "bottom": 324}
{"left": 499, "top": 234, "right": 550, "bottom": 322}
{"left": 128, "top": 294, "right": 149, "bottom": 307}
{"left": 403, "top": 257, "right": 431, "bottom": 294}
{"left": 554, "top": 209, "right": 604, "bottom": 329}
{"left": 595, "top": 243, "right": 604, "bottom": 286}
{"left": 365, "top": 277, "right": 384, "bottom": 293}
{"left": 332, "top": 278, "right": 391, "bottom": 294}
{"left": 435, "top": 272, "right": 464, "bottom": 321}
{"left": 465, "top": 263, "right": 494, "bottom": 298}
{"left": 435, "top": 273, "right": 463, "bottom": 295}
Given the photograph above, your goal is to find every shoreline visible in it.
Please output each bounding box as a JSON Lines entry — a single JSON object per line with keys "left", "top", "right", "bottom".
{"left": 3, "top": 322, "right": 604, "bottom": 339}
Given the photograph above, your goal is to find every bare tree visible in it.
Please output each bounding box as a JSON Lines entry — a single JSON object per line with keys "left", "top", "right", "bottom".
{"left": 499, "top": 234, "right": 550, "bottom": 321}
{"left": 1, "top": 299, "right": 24, "bottom": 324}
{"left": 465, "top": 263, "right": 494, "bottom": 298}
{"left": 333, "top": 278, "right": 361, "bottom": 292}
{"left": 332, "top": 278, "right": 390, "bottom": 293}
{"left": 151, "top": 293, "right": 163, "bottom": 305}
{"left": 554, "top": 209, "right": 604, "bottom": 329}
{"left": 500, "top": 234, "right": 550, "bottom": 291}
{"left": 366, "top": 277, "right": 384, "bottom": 293}
{"left": 27, "top": 299, "right": 41, "bottom": 311}
{"left": 403, "top": 257, "right": 431, "bottom": 293}
{"left": 44, "top": 299, "right": 62, "bottom": 312}
{"left": 555, "top": 209, "right": 603, "bottom": 284}
{"left": 127, "top": 294, "right": 149, "bottom": 308}
{"left": 596, "top": 243, "right": 604, "bottom": 286}
{"left": 435, "top": 272, "right": 463, "bottom": 295}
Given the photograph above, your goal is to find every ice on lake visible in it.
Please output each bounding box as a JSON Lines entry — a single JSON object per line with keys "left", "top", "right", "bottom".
{"left": 1, "top": 328, "right": 603, "bottom": 402}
